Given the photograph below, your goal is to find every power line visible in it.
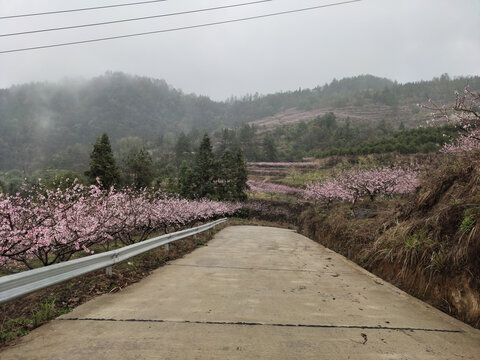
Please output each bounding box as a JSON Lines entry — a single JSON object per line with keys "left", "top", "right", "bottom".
{"left": 0, "top": 0, "right": 362, "bottom": 54}
{"left": 0, "top": 0, "right": 169, "bottom": 20}
{"left": 0, "top": 0, "right": 274, "bottom": 38}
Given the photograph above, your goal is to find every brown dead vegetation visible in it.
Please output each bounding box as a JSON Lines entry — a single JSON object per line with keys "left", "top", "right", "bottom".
{"left": 298, "top": 154, "right": 480, "bottom": 328}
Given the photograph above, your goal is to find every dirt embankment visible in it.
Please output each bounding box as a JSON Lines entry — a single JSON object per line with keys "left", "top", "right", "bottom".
{"left": 297, "top": 155, "right": 480, "bottom": 328}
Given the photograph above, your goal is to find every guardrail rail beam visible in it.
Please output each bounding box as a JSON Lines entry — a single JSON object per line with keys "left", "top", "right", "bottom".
{"left": 0, "top": 218, "right": 227, "bottom": 304}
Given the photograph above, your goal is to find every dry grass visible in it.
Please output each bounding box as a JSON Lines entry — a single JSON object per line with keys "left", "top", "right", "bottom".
{"left": 297, "top": 155, "right": 480, "bottom": 327}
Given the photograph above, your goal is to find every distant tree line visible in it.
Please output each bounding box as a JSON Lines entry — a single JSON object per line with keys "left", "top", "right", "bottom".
{"left": 319, "top": 125, "right": 459, "bottom": 157}
{"left": 176, "top": 134, "right": 248, "bottom": 201}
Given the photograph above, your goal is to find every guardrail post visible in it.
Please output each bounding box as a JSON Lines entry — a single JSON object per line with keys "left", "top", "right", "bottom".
{"left": 165, "top": 244, "right": 169, "bottom": 252}
{"left": 105, "top": 266, "right": 113, "bottom": 277}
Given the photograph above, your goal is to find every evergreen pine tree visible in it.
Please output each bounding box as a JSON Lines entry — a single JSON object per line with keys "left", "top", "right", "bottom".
{"left": 233, "top": 147, "right": 248, "bottom": 201}
{"left": 85, "top": 133, "right": 120, "bottom": 188}
{"left": 192, "top": 134, "right": 217, "bottom": 199}
{"left": 218, "top": 149, "right": 236, "bottom": 200}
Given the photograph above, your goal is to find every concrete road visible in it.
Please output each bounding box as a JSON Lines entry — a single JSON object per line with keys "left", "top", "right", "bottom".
{"left": 2, "top": 225, "right": 480, "bottom": 359}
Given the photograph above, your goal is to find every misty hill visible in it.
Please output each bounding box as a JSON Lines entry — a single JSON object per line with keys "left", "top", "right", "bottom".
{"left": 0, "top": 72, "right": 227, "bottom": 171}
{"left": 249, "top": 74, "right": 480, "bottom": 132}
{"left": 0, "top": 72, "right": 478, "bottom": 172}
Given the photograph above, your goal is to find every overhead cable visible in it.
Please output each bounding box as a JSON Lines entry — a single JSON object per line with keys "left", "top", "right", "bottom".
{"left": 0, "top": 0, "right": 362, "bottom": 54}
{"left": 0, "top": 0, "right": 274, "bottom": 37}
{"left": 0, "top": 0, "right": 169, "bottom": 20}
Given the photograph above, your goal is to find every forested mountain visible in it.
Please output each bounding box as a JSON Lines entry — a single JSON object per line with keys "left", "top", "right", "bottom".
{"left": 0, "top": 72, "right": 227, "bottom": 171}
{"left": 0, "top": 72, "right": 478, "bottom": 172}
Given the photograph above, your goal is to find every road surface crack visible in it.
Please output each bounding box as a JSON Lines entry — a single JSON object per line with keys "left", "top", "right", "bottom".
{"left": 58, "top": 318, "right": 464, "bottom": 333}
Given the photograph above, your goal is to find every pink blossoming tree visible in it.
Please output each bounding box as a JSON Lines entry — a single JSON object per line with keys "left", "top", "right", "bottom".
{"left": 423, "top": 88, "right": 480, "bottom": 155}
{"left": 247, "top": 180, "right": 302, "bottom": 199}
{"left": 0, "top": 180, "right": 241, "bottom": 268}
{"left": 304, "top": 167, "right": 418, "bottom": 207}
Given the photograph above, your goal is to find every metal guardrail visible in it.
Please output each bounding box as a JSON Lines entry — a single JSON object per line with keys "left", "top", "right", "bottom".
{"left": 0, "top": 218, "right": 227, "bottom": 304}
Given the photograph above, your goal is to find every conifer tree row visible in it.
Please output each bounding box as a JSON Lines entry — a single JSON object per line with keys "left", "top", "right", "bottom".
{"left": 178, "top": 134, "right": 249, "bottom": 201}
{"left": 83, "top": 132, "right": 248, "bottom": 201}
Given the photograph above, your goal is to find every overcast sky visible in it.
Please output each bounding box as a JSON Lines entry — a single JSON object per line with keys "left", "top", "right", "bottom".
{"left": 0, "top": 0, "right": 479, "bottom": 100}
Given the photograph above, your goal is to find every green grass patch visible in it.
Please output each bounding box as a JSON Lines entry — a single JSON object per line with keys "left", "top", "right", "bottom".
{"left": 1, "top": 297, "right": 67, "bottom": 345}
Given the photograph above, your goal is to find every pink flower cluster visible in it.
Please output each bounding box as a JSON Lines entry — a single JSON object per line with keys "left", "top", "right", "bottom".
{"left": 248, "top": 162, "right": 318, "bottom": 168}
{"left": 0, "top": 181, "right": 241, "bottom": 268}
{"left": 441, "top": 129, "right": 480, "bottom": 155}
{"left": 247, "top": 180, "right": 302, "bottom": 196}
{"left": 423, "top": 88, "right": 480, "bottom": 156}
{"left": 304, "top": 179, "right": 352, "bottom": 204}
{"left": 304, "top": 167, "right": 418, "bottom": 205}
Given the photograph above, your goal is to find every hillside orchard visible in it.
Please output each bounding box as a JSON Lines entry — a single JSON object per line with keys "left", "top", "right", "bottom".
{"left": 249, "top": 167, "right": 418, "bottom": 205}
{"left": 247, "top": 180, "right": 303, "bottom": 197}
{"left": 248, "top": 162, "right": 319, "bottom": 168}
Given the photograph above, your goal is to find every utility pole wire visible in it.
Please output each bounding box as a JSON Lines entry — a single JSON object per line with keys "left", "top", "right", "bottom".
{"left": 0, "top": 0, "right": 362, "bottom": 54}
{"left": 0, "top": 0, "right": 274, "bottom": 38}
{"left": 0, "top": 0, "right": 169, "bottom": 20}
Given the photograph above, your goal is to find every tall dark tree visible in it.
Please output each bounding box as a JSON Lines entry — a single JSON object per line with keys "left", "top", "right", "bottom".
{"left": 124, "top": 148, "right": 155, "bottom": 189}
{"left": 192, "top": 134, "right": 217, "bottom": 199}
{"left": 85, "top": 133, "right": 120, "bottom": 188}
{"left": 218, "top": 149, "right": 236, "bottom": 200}
{"left": 233, "top": 147, "right": 249, "bottom": 201}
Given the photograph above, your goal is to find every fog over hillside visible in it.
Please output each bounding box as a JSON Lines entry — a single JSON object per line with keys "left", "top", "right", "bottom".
{"left": 1, "top": 0, "right": 478, "bottom": 99}
{"left": 0, "top": 72, "right": 478, "bottom": 172}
